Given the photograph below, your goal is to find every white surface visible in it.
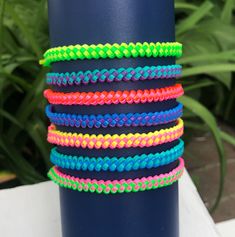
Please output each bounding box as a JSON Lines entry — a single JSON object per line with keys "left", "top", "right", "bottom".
{"left": 0, "top": 171, "right": 220, "bottom": 237}
{"left": 0, "top": 180, "right": 61, "bottom": 237}
{"left": 216, "top": 219, "right": 235, "bottom": 237}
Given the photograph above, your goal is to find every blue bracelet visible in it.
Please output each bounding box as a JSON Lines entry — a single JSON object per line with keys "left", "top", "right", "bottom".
{"left": 50, "top": 139, "right": 184, "bottom": 172}
{"left": 46, "top": 65, "right": 182, "bottom": 86}
{"left": 45, "top": 103, "right": 183, "bottom": 128}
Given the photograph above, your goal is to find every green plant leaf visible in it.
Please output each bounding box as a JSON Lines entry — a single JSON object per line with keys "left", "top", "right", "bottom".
{"left": 5, "top": 3, "right": 42, "bottom": 58}
{"left": 196, "top": 19, "right": 235, "bottom": 49}
{"left": 182, "top": 64, "right": 235, "bottom": 88}
{"left": 221, "top": 0, "right": 234, "bottom": 24}
{"left": 0, "top": 108, "right": 24, "bottom": 128}
{"left": 220, "top": 131, "right": 235, "bottom": 146}
{"left": 176, "top": 1, "right": 214, "bottom": 35}
{"left": 177, "top": 50, "right": 235, "bottom": 64}
{"left": 0, "top": 138, "right": 45, "bottom": 183}
{"left": 184, "top": 80, "right": 215, "bottom": 92}
{"left": 224, "top": 83, "right": 235, "bottom": 120}
{"left": 179, "top": 95, "right": 226, "bottom": 212}
{"left": 175, "top": 2, "right": 198, "bottom": 11}
{"left": 0, "top": 0, "right": 6, "bottom": 57}
{"left": 0, "top": 72, "right": 32, "bottom": 90}
{"left": 7, "top": 67, "right": 48, "bottom": 140}
{"left": 26, "top": 119, "right": 51, "bottom": 169}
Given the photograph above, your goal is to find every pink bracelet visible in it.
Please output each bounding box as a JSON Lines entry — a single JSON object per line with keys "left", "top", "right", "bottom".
{"left": 47, "top": 118, "right": 184, "bottom": 149}
{"left": 48, "top": 157, "right": 184, "bottom": 194}
{"left": 43, "top": 84, "right": 184, "bottom": 105}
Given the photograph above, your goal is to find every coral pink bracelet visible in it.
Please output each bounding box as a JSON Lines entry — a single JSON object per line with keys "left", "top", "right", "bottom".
{"left": 48, "top": 157, "right": 184, "bottom": 194}
{"left": 43, "top": 84, "right": 184, "bottom": 105}
{"left": 47, "top": 118, "right": 184, "bottom": 149}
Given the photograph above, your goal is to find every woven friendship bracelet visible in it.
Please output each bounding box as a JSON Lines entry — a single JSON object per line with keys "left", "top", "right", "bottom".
{"left": 40, "top": 42, "right": 183, "bottom": 66}
{"left": 46, "top": 65, "right": 182, "bottom": 86}
{"left": 45, "top": 103, "right": 183, "bottom": 128}
{"left": 43, "top": 84, "right": 184, "bottom": 106}
{"left": 48, "top": 157, "right": 184, "bottom": 194}
{"left": 50, "top": 139, "right": 184, "bottom": 172}
{"left": 47, "top": 118, "right": 184, "bottom": 149}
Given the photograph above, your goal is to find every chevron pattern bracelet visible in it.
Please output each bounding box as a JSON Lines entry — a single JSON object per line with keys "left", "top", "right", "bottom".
{"left": 44, "top": 84, "right": 184, "bottom": 106}
{"left": 46, "top": 65, "right": 182, "bottom": 86}
{"left": 50, "top": 139, "right": 184, "bottom": 172}
{"left": 47, "top": 118, "right": 184, "bottom": 149}
{"left": 45, "top": 103, "right": 183, "bottom": 128}
{"left": 40, "top": 42, "right": 182, "bottom": 66}
{"left": 48, "top": 157, "right": 184, "bottom": 194}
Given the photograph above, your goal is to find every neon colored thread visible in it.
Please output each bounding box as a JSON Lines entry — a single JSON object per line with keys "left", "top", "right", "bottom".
{"left": 40, "top": 42, "right": 183, "bottom": 66}
{"left": 45, "top": 103, "right": 183, "bottom": 128}
{"left": 47, "top": 118, "right": 184, "bottom": 149}
{"left": 46, "top": 65, "right": 182, "bottom": 86}
{"left": 48, "top": 158, "right": 184, "bottom": 194}
{"left": 44, "top": 84, "right": 184, "bottom": 106}
{"left": 50, "top": 139, "right": 184, "bottom": 172}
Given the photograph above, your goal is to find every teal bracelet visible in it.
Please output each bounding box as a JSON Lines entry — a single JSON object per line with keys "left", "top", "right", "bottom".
{"left": 46, "top": 65, "right": 182, "bottom": 86}
{"left": 50, "top": 139, "right": 184, "bottom": 172}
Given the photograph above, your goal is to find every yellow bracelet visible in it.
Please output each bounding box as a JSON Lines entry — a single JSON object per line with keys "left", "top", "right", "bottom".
{"left": 47, "top": 118, "right": 184, "bottom": 149}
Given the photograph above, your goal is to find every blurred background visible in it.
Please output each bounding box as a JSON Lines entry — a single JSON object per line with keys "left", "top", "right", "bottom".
{"left": 0, "top": 0, "right": 234, "bottom": 223}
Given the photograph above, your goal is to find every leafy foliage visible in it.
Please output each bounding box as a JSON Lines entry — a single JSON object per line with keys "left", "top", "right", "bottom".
{"left": 0, "top": 0, "right": 49, "bottom": 184}
{"left": 0, "top": 0, "right": 235, "bottom": 210}
{"left": 176, "top": 0, "right": 235, "bottom": 211}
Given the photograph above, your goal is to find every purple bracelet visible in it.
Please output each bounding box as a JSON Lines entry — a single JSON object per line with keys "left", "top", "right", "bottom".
{"left": 45, "top": 103, "right": 183, "bottom": 128}
{"left": 46, "top": 65, "right": 182, "bottom": 86}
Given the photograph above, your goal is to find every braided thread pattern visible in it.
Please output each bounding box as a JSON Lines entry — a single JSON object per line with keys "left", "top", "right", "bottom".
{"left": 40, "top": 42, "right": 183, "bottom": 66}
{"left": 43, "top": 84, "right": 184, "bottom": 106}
{"left": 45, "top": 103, "right": 183, "bottom": 128}
{"left": 50, "top": 139, "right": 184, "bottom": 172}
{"left": 48, "top": 158, "right": 184, "bottom": 194}
{"left": 47, "top": 118, "right": 184, "bottom": 149}
{"left": 46, "top": 65, "right": 182, "bottom": 86}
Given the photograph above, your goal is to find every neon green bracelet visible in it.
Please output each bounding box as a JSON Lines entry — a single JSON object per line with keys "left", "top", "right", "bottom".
{"left": 40, "top": 42, "right": 183, "bottom": 66}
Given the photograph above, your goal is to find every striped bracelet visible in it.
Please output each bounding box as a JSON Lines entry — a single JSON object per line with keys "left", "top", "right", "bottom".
{"left": 46, "top": 65, "right": 182, "bottom": 86}
{"left": 48, "top": 157, "right": 184, "bottom": 194}
{"left": 47, "top": 118, "right": 184, "bottom": 149}
{"left": 40, "top": 42, "right": 183, "bottom": 66}
{"left": 50, "top": 139, "right": 184, "bottom": 172}
{"left": 45, "top": 103, "right": 183, "bottom": 128}
{"left": 43, "top": 84, "right": 184, "bottom": 106}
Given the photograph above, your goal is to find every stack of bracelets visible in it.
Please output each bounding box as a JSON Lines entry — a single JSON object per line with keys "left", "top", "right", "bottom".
{"left": 41, "top": 41, "right": 185, "bottom": 194}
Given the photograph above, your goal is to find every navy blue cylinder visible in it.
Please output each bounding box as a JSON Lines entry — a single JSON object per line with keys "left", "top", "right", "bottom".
{"left": 47, "top": 0, "right": 179, "bottom": 237}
